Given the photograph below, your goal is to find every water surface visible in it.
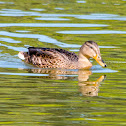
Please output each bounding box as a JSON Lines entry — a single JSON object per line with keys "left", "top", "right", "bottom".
{"left": 0, "top": 0, "right": 126, "bottom": 125}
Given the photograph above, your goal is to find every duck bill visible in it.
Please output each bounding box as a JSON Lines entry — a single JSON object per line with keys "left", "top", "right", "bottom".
{"left": 93, "top": 55, "right": 107, "bottom": 67}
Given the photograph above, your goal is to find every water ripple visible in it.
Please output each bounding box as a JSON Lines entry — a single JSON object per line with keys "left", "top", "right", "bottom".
{"left": 0, "top": 72, "right": 49, "bottom": 76}
{"left": 35, "top": 17, "right": 70, "bottom": 21}
{"left": 55, "top": 8, "right": 64, "bottom": 10}
{"left": 0, "top": 37, "right": 21, "bottom": 43}
{"left": 0, "top": 31, "right": 79, "bottom": 48}
{"left": 77, "top": 13, "right": 126, "bottom": 21}
{"left": 30, "top": 8, "right": 45, "bottom": 11}
{"left": 0, "top": 23, "right": 108, "bottom": 27}
{"left": 0, "top": 9, "right": 125, "bottom": 21}
{"left": 0, "top": 43, "right": 27, "bottom": 51}
{"left": 57, "top": 30, "right": 126, "bottom": 34}
{"left": 0, "top": 31, "right": 115, "bottom": 49}
{"left": 0, "top": 1, "right": 13, "bottom": 4}
{"left": 77, "top": 1, "right": 86, "bottom": 3}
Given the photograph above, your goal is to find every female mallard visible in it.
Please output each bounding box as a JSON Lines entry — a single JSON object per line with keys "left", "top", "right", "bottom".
{"left": 18, "top": 41, "right": 107, "bottom": 69}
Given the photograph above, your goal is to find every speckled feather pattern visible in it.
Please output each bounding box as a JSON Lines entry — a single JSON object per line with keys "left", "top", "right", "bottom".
{"left": 19, "top": 41, "right": 106, "bottom": 69}
{"left": 24, "top": 47, "right": 78, "bottom": 69}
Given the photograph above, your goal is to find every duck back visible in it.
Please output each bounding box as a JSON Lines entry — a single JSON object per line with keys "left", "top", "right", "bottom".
{"left": 24, "top": 47, "right": 78, "bottom": 69}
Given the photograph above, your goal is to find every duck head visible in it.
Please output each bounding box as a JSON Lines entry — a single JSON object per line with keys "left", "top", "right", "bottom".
{"left": 79, "top": 41, "right": 107, "bottom": 68}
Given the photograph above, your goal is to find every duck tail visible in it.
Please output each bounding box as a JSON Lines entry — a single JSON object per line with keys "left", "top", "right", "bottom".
{"left": 18, "top": 51, "right": 25, "bottom": 60}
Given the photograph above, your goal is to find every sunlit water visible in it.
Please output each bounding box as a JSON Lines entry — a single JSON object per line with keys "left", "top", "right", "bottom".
{"left": 0, "top": 0, "right": 126, "bottom": 125}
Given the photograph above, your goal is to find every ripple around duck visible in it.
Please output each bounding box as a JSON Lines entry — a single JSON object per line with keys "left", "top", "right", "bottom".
{"left": 0, "top": 66, "right": 117, "bottom": 76}
{"left": 0, "top": 43, "right": 27, "bottom": 51}
{"left": 92, "top": 68, "right": 118, "bottom": 73}
{"left": 57, "top": 30, "right": 126, "bottom": 34}
{"left": 0, "top": 60, "right": 29, "bottom": 69}
{"left": 0, "top": 31, "right": 115, "bottom": 49}
{"left": 0, "top": 72, "right": 49, "bottom": 76}
{"left": 0, "top": 31, "right": 79, "bottom": 48}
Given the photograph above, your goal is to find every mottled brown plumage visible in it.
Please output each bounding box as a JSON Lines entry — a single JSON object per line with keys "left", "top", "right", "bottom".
{"left": 18, "top": 41, "right": 107, "bottom": 69}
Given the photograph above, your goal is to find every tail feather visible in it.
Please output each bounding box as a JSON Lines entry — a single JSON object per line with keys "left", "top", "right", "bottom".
{"left": 18, "top": 51, "right": 25, "bottom": 60}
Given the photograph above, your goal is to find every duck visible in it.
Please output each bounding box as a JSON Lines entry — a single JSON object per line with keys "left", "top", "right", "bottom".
{"left": 18, "top": 41, "right": 107, "bottom": 69}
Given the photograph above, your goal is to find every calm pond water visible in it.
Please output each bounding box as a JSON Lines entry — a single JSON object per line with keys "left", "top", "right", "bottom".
{"left": 0, "top": 0, "right": 126, "bottom": 125}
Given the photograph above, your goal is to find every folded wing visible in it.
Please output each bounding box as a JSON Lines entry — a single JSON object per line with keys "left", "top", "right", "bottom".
{"left": 25, "top": 47, "right": 78, "bottom": 68}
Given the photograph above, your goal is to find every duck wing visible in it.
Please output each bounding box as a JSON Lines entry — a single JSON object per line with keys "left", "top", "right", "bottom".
{"left": 28, "top": 47, "right": 57, "bottom": 58}
{"left": 26, "top": 47, "right": 78, "bottom": 68}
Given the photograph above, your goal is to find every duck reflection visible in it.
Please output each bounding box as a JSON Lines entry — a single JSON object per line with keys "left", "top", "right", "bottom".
{"left": 27, "top": 68, "right": 77, "bottom": 80}
{"left": 78, "top": 70, "right": 105, "bottom": 97}
{"left": 25, "top": 68, "right": 106, "bottom": 96}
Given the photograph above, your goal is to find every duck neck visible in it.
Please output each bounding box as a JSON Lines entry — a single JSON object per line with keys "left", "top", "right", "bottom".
{"left": 78, "top": 52, "right": 92, "bottom": 69}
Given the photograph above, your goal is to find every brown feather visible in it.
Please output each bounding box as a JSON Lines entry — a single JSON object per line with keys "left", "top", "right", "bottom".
{"left": 18, "top": 41, "right": 106, "bottom": 69}
{"left": 24, "top": 47, "right": 78, "bottom": 69}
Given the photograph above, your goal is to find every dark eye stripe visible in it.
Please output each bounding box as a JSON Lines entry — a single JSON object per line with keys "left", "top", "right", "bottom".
{"left": 85, "top": 43, "right": 92, "bottom": 49}
{"left": 85, "top": 43, "right": 97, "bottom": 55}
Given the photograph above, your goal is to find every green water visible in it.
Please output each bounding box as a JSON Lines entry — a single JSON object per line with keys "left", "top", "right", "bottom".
{"left": 0, "top": 0, "right": 126, "bottom": 125}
